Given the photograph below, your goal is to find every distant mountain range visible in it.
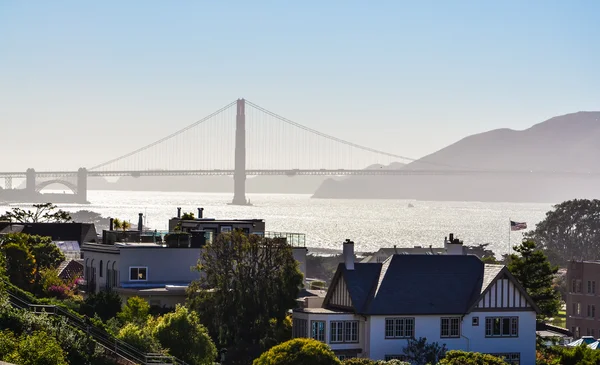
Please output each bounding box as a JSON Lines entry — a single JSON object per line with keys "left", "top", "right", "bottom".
{"left": 313, "top": 111, "right": 600, "bottom": 203}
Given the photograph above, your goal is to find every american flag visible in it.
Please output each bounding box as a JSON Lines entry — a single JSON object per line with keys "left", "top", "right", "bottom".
{"left": 510, "top": 221, "right": 527, "bottom": 231}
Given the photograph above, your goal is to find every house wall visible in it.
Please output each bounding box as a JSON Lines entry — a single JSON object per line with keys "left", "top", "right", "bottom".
{"left": 119, "top": 247, "right": 203, "bottom": 284}
{"left": 367, "top": 311, "right": 536, "bottom": 364}
{"left": 293, "top": 312, "right": 367, "bottom": 355}
{"left": 117, "top": 291, "right": 186, "bottom": 309}
{"left": 83, "top": 249, "right": 120, "bottom": 293}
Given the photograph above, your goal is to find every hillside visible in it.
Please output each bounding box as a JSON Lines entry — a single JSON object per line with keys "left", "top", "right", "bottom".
{"left": 313, "top": 111, "right": 600, "bottom": 202}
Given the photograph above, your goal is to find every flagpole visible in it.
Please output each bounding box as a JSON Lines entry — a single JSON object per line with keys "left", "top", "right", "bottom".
{"left": 508, "top": 218, "right": 511, "bottom": 257}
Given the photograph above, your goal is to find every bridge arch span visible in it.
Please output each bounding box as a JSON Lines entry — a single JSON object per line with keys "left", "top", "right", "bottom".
{"left": 35, "top": 179, "right": 78, "bottom": 194}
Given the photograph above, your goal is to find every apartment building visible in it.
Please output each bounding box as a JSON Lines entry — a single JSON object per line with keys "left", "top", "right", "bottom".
{"left": 566, "top": 260, "right": 600, "bottom": 339}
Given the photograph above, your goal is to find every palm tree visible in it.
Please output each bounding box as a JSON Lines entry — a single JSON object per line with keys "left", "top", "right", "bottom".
{"left": 113, "top": 218, "right": 122, "bottom": 231}
{"left": 121, "top": 220, "right": 131, "bottom": 232}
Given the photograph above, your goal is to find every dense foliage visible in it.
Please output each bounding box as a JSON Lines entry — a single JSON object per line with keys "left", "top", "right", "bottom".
{"left": 117, "top": 296, "right": 150, "bottom": 325}
{"left": 0, "top": 298, "right": 113, "bottom": 365}
{"left": 188, "top": 231, "right": 304, "bottom": 365}
{"left": 81, "top": 290, "right": 122, "bottom": 321}
{"left": 507, "top": 240, "right": 561, "bottom": 319}
{"left": 402, "top": 337, "right": 447, "bottom": 365}
{"left": 0, "top": 233, "right": 66, "bottom": 294}
{"left": 437, "top": 351, "right": 508, "bottom": 364}
{"left": 252, "top": 338, "right": 341, "bottom": 365}
{"left": 537, "top": 344, "right": 600, "bottom": 365}
{"left": 527, "top": 199, "right": 600, "bottom": 265}
{"left": 0, "top": 203, "right": 72, "bottom": 223}
{"left": 0, "top": 329, "right": 68, "bottom": 365}
{"left": 153, "top": 305, "right": 216, "bottom": 365}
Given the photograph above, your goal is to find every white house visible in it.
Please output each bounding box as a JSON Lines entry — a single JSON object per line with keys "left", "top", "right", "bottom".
{"left": 292, "top": 239, "right": 539, "bottom": 365}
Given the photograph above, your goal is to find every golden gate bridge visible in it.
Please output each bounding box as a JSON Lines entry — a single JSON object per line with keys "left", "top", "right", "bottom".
{"left": 0, "top": 99, "right": 597, "bottom": 204}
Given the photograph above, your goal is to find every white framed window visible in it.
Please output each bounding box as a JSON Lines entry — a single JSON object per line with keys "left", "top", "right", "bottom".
{"left": 331, "top": 321, "right": 359, "bottom": 343}
{"left": 311, "top": 321, "right": 325, "bottom": 342}
{"left": 489, "top": 352, "right": 520, "bottom": 364}
{"left": 485, "top": 317, "right": 518, "bottom": 337}
{"left": 220, "top": 226, "right": 232, "bottom": 233}
{"left": 385, "top": 355, "right": 407, "bottom": 361}
{"left": 385, "top": 318, "right": 414, "bottom": 339}
{"left": 292, "top": 318, "right": 307, "bottom": 338}
{"left": 472, "top": 317, "right": 479, "bottom": 326}
{"left": 129, "top": 266, "right": 148, "bottom": 281}
{"left": 441, "top": 317, "right": 460, "bottom": 338}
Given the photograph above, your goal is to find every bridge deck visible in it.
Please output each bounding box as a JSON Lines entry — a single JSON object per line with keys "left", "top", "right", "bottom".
{"left": 0, "top": 169, "right": 599, "bottom": 178}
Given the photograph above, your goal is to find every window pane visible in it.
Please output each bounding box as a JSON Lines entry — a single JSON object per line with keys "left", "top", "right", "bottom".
{"left": 502, "top": 318, "right": 511, "bottom": 335}
{"left": 493, "top": 318, "right": 501, "bottom": 335}
{"left": 385, "top": 319, "right": 394, "bottom": 338}
{"left": 138, "top": 268, "right": 147, "bottom": 280}
{"left": 130, "top": 267, "right": 137, "bottom": 280}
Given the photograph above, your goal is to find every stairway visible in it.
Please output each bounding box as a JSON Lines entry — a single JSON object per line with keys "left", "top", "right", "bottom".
{"left": 4, "top": 285, "right": 188, "bottom": 365}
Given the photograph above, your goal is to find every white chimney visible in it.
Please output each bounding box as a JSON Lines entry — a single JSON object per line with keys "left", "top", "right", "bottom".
{"left": 444, "top": 233, "right": 465, "bottom": 255}
{"left": 343, "top": 239, "right": 355, "bottom": 270}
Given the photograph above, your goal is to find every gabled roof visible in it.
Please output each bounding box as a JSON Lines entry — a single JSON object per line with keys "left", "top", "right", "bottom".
{"left": 364, "top": 255, "right": 484, "bottom": 315}
{"left": 323, "top": 262, "right": 382, "bottom": 312}
{"left": 324, "top": 254, "right": 538, "bottom": 316}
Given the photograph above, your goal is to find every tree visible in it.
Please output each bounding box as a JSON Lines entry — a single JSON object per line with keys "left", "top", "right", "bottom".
{"left": 117, "top": 322, "right": 161, "bottom": 353}
{"left": 0, "top": 203, "right": 71, "bottom": 223}
{"left": 188, "top": 231, "right": 304, "bottom": 364}
{"left": 31, "top": 242, "right": 65, "bottom": 271}
{"left": 0, "top": 233, "right": 64, "bottom": 271}
{"left": 1, "top": 243, "right": 36, "bottom": 291}
{"left": 402, "top": 337, "right": 447, "bottom": 365}
{"left": 4, "top": 330, "right": 68, "bottom": 365}
{"left": 118, "top": 296, "right": 151, "bottom": 325}
{"left": 153, "top": 305, "right": 216, "bottom": 365}
{"left": 253, "top": 338, "right": 341, "bottom": 365}
{"left": 438, "top": 351, "right": 508, "bottom": 365}
{"left": 70, "top": 210, "right": 110, "bottom": 229}
{"left": 507, "top": 240, "right": 561, "bottom": 319}
{"left": 181, "top": 212, "right": 195, "bottom": 220}
{"left": 81, "top": 290, "right": 122, "bottom": 321}
{"left": 526, "top": 199, "right": 600, "bottom": 265}
{"left": 113, "top": 218, "right": 122, "bottom": 231}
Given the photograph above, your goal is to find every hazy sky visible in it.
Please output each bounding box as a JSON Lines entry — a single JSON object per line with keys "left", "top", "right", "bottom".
{"left": 1, "top": 1, "right": 599, "bottom": 171}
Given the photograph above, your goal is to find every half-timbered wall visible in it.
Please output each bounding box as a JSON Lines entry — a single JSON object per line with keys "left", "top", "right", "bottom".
{"left": 475, "top": 274, "right": 531, "bottom": 310}
{"left": 330, "top": 275, "right": 353, "bottom": 308}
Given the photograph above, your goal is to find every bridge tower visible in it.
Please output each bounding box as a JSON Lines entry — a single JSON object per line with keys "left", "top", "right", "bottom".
{"left": 231, "top": 98, "right": 249, "bottom": 205}
{"left": 25, "top": 168, "right": 36, "bottom": 194}
{"left": 77, "top": 168, "right": 88, "bottom": 203}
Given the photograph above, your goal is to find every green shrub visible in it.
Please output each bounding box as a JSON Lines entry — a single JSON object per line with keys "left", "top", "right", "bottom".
{"left": 153, "top": 305, "right": 216, "bottom": 365}
{"left": 5, "top": 330, "right": 68, "bottom": 365}
{"left": 117, "top": 322, "right": 161, "bottom": 353}
{"left": 253, "top": 338, "right": 341, "bottom": 365}
{"left": 438, "top": 350, "right": 508, "bottom": 365}
{"left": 341, "top": 359, "right": 378, "bottom": 365}
{"left": 82, "top": 290, "right": 122, "bottom": 321}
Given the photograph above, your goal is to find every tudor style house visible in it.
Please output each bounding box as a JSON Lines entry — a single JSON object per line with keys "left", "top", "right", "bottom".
{"left": 292, "top": 239, "right": 539, "bottom": 365}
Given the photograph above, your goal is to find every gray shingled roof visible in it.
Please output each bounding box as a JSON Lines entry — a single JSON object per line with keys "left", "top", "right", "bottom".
{"left": 336, "top": 255, "right": 501, "bottom": 315}
{"left": 481, "top": 264, "right": 504, "bottom": 294}
{"left": 338, "top": 262, "right": 382, "bottom": 313}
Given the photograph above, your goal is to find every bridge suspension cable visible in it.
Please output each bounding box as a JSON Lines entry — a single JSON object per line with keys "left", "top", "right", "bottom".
{"left": 244, "top": 100, "right": 460, "bottom": 169}
{"left": 89, "top": 100, "right": 237, "bottom": 171}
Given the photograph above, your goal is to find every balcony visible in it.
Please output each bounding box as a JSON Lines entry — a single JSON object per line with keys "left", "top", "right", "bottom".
{"left": 254, "top": 231, "right": 306, "bottom": 247}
